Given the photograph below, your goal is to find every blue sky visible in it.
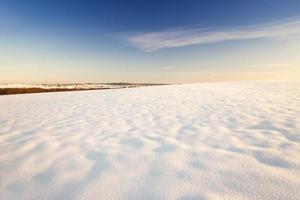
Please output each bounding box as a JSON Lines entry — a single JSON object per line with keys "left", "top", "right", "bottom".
{"left": 1, "top": 0, "right": 300, "bottom": 83}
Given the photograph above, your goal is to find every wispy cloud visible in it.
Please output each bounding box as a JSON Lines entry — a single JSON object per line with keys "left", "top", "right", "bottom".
{"left": 266, "top": 63, "right": 290, "bottom": 67}
{"left": 162, "top": 66, "right": 177, "bottom": 70}
{"left": 127, "top": 19, "right": 300, "bottom": 52}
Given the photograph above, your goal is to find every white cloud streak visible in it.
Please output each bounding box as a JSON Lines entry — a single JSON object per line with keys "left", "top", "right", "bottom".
{"left": 127, "top": 19, "right": 300, "bottom": 52}
{"left": 163, "top": 66, "right": 177, "bottom": 70}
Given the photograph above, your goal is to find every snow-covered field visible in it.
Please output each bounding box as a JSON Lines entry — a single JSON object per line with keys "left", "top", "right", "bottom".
{"left": 0, "top": 81, "right": 299, "bottom": 200}
{"left": 0, "top": 83, "right": 140, "bottom": 90}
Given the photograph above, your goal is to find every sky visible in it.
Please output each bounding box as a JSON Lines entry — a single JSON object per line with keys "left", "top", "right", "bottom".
{"left": 1, "top": 0, "right": 300, "bottom": 83}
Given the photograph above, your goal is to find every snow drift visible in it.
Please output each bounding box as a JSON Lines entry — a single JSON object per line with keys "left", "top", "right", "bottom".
{"left": 0, "top": 81, "right": 299, "bottom": 200}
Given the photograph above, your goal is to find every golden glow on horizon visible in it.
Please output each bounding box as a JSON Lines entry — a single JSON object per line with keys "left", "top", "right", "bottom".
{"left": 1, "top": 28, "right": 299, "bottom": 84}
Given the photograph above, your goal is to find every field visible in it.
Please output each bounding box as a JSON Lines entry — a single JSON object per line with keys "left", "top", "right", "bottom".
{"left": 0, "top": 81, "right": 299, "bottom": 200}
{"left": 0, "top": 83, "right": 164, "bottom": 95}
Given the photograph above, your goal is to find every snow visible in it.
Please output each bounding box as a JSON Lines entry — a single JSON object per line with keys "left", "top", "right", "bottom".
{"left": 0, "top": 83, "right": 134, "bottom": 89}
{"left": 0, "top": 81, "right": 299, "bottom": 200}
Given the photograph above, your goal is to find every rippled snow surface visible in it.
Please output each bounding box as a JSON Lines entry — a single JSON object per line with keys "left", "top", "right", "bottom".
{"left": 0, "top": 81, "right": 300, "bottom": 200}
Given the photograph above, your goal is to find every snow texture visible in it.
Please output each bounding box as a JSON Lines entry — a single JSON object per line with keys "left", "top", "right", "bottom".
{"left": 0, "top": 81, "right": 300, "bottom": 200}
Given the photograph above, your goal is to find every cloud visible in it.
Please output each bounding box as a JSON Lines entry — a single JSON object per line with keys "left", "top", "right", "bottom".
{"left": 127, "top": 19, "right": 300, "bottom": 52}
{"left": 253, "top": 63, "right": 291, "bottom": 68}
{"left": 266, "top": 63, "right": 290, "bottom": 67}
{"left": 162, "top": 66, "right": 177, "bottom": 70}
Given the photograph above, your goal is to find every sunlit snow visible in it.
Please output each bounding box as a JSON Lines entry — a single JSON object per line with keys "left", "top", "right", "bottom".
{"left": 0, "top": 81, "right": 299, "bottom": 200}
